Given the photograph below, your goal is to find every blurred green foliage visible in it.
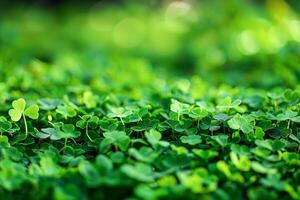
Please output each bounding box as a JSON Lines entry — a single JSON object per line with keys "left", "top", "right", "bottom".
{"left": 1, "top": 0, "right": 300, "bottom": 88}
{"left": 0, "top": 1, "right": 300, "bottom": 200}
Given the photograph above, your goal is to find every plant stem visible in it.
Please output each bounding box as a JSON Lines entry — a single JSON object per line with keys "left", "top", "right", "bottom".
{"left": 120, "top": 117, "right": 125, "bottom": 127}
{"left": 23, "top": 113, "right": 28, "bottom": 137}
{"left": 63, "top": 138, "right": 68, "bottom": 152}
{"left": 64, "top": 138, "right": 68, "bottom": 147}
{"left": 59, "top": 138, "right": 68, "bottom": 153}
{"left": 85, "top": 122, "right": 93, "bottom": 142}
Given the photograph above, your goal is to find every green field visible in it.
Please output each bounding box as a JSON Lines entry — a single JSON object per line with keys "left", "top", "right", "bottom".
{"left": 0, "top": 1, "right": 300, "bottom": 199}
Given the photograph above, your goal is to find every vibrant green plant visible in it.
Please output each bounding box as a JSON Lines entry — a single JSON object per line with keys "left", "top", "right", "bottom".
{"left": 8, "top": 98, "right": 39, "bottom": 137}
{"left": 0, "top": 2, "right": 300, "bottom": 200}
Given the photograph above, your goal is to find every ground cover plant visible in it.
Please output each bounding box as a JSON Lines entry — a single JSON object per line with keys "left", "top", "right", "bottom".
{"left": 0, "top": 0, "right": 300, "bottom": 199}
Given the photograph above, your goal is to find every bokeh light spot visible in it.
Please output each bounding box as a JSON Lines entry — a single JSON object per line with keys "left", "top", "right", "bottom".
{"left": 238, "top": 31, "right": 260, "bottom": 55}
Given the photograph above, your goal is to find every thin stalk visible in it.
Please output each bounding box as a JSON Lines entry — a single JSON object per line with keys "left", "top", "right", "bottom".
{"left": 59, "top": 138, "right": 68, "bottom": 153}
{"left": 64, "top": 138, "right": 68, "bottom": 147}
{"left": 273, "top": 101, "right": 278, "bottom": 111}
{"left": 22, "top": 113, "right": 28, "bottom": 137}
{"left": 85, "top": 122, "right": 94, "bottom": 142}
{"left": 120, "top": 117, "right": 125, "bottom": 127}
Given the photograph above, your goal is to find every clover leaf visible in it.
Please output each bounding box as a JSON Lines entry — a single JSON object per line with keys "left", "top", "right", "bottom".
{"left": 8, "top": 98, "right": 39, "bottom": 137}
{"left": 170, "top": 99, "right": 190, "bottom": 121}
{"left": 276, "top": 110, "right": 300, "bottom": 123}
{"left": 211, "top": 134, "right": 229, "bottom": 147}
{"left": 129, "top": 147, "right": 160, "bottom": 163}
{"left": 192, "top": 149, "right": 219, "bottom": 161}
{"left": 227, "top": 114, "right": 253, "bottom": 133}
{"left": 107, "top": 106, "right": 132, "bottom": 126}
{"left": 217, "top": 96, "right": 242, "bottom": 111}
{"left": 56, "top": 104, "right": 77, "bottom": 119}
{"left": 100, "top": 131, "right": 130, "bottom": 152}
{"left": 145, "top": 129, "right": 169, "bottom": 148}
{"left": 180, "top": 135, "right": 202, "bottom": 145}
{"left": 121, "top": 162, "right": 155, "bottom": 182}
{"left": 230, "top": 151, "right": 251, "bottom": 171}
{"left": 35, "top": 128, "right": 61, "bottom": 140}
{"left": 188, "top": 107, "right": 208, "bottom": 119}
{"left": 60, "top": 124, "right": 81, "bottom": 139}
{"left": 76, "top": 115, "right": 99, "bottom": 142}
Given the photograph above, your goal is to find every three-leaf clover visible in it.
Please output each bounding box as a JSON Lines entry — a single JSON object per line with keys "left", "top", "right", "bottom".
{"left": 76, "top": 115, "right": 99, "bottom": 142}
{"left": 59, "top": 124, "right": 80, "bottom": 151}
{"left": 99, "top": 131, "right": 131, "bottom": 152}
{"left": 180, "top": 135, "right": 202, "bottom": 145}
{"left": 107, "top": 106, "right": 132, "bottom": 126}
{"left": 60, "top": 124, "right": 81, "bottom": 139}
{"left": 227, "top": 114, "right": 254, "bottom": 134}
{"left": 121, "top": 162, "right": 155, "bottom": 182}
{"left": 216, "top": 96, "right": 242, "bottom": 112}
{"left": 170, "top": 99, "right": 190, "bottom": 121}
{"left": 145, "top": 129, "right": 169, "bottom": 148}
{"left": 8, "top": 98, "right": 39, "bottom": 137}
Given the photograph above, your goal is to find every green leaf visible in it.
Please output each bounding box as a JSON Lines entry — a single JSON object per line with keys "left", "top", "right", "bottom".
{"left": 107, "top": 106, "right": 132, "bottom": 118}
{"left": 145, "top": 129, "right": 161, "bottom": 145}
{"left": 180, "top": 135, "right": 202, "bottom": 145}
{"left": 216, "top": 160, "right": 231, "bottom": 177}
{"left": 129, "top": 147, "right": 160, "bottom": 163}
{"left": 230, "top": 152, "right": 251, "bottom": 171}
{"left": 35, "top": 128, "right": 61, "bottom": 140}
{"left": 192, "top": 149, "right": 219, "bottom": 160}
{"left": 24, "top": 104, "right": 39, "bottom": 119}
{"left": 79, "top": 161, "right": 101, "bottom": 186}
{"left": 0, "top": 116, "right": 12, "bottom": 132}
{"left": 121, "top": 163, "right": 155, "bottom": 182}
{"left": 61, "top": 124, "right": 81, "bottom": 139}
{"left": 211, "top": 135, "right": 229, "bottom": 147}
{"left": 251, "top": 162, "right": 268, "bottom": 174}
{"left": 188, "top": 107, "right": 208, "bottom": 119}
{"left": 227, "top": 114, "right": 253, "bottom": 133}
{"left": 145, "top": 129, "right": 169, "bottom": 147}
{"left": 217, "top": 97, "right": 241, "bottom": 111}
{"left": 254, "top": 127, "right": 265, "bottom": 140}
{"left": 217, "top": 96, "right": 231, "bottom": 110}
{"left": 102, "top": 131, "right": 130, "bottom": 151}
{"left": 56, "top": 104, "right": 77, "bottom": 119}
{"left": 170, "top": 99, "right": 190, "bottom": 114}
{"left": 9, "top": 98, "right": 26, "bottom": 122}
{"left": 0, "top": 159, "right": 27, "bottom": 191}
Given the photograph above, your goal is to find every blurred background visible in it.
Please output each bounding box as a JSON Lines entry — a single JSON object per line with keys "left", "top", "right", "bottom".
{"left": 0, "top": 0, "right": 300, "bottom": 92}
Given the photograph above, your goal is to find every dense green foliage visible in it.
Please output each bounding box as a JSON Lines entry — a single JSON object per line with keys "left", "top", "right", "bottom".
{"left": 0, "top": 1, "right": 300, "bottom": 200}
